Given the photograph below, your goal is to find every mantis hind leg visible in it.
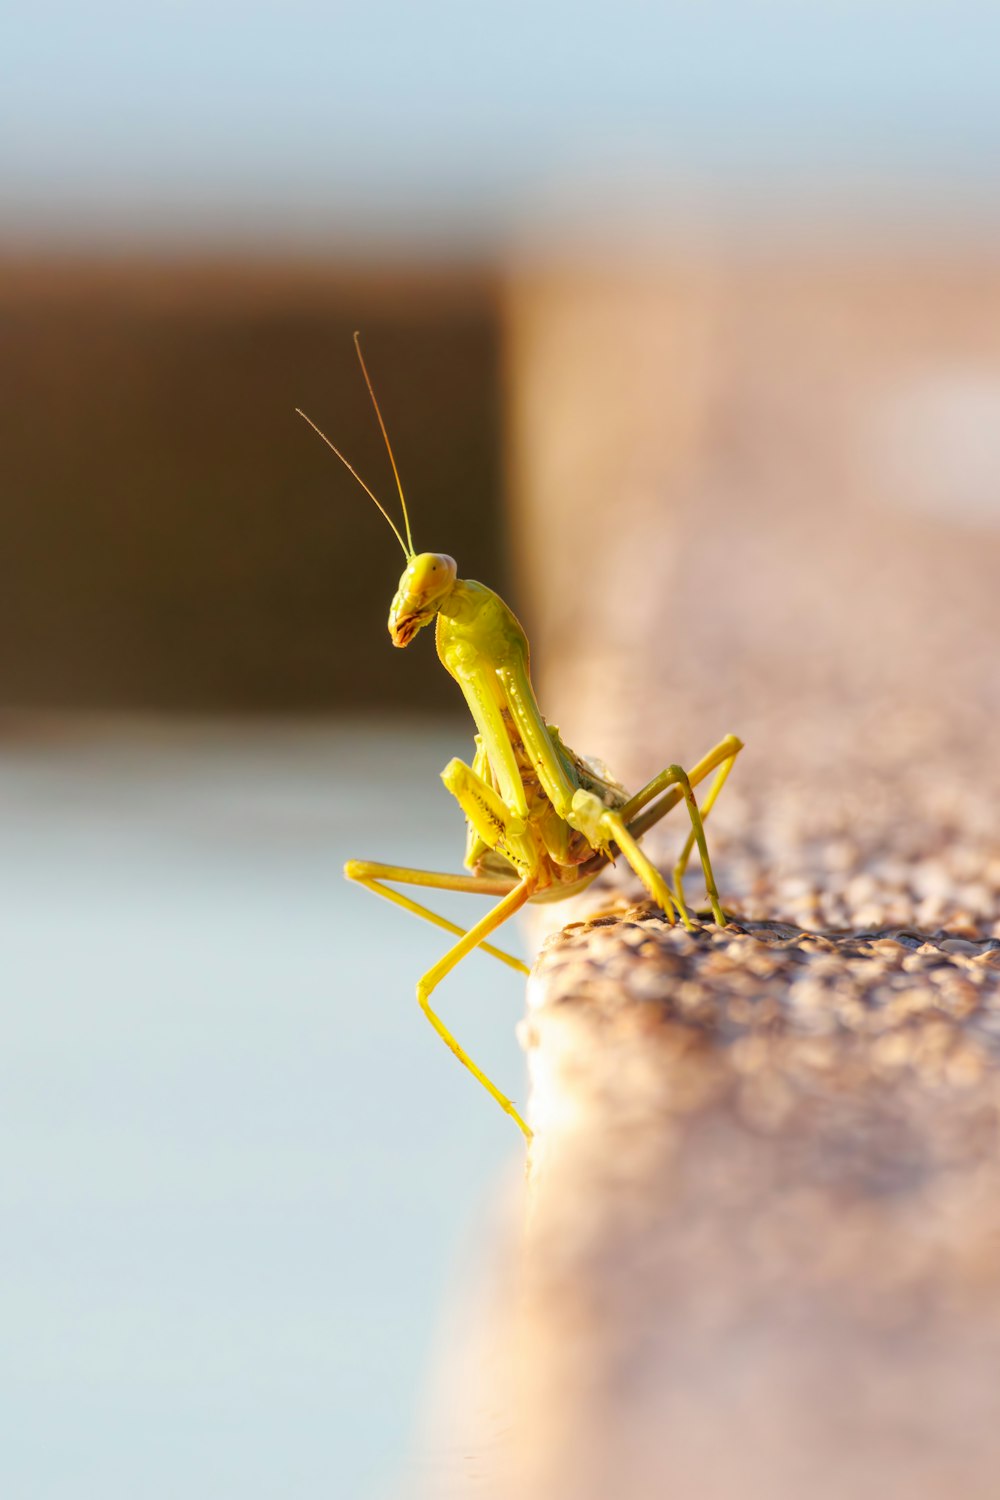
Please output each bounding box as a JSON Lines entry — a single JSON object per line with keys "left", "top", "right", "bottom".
{"left": 344, "top": 860, "right": 527, "bottom": 973}
{"left": 663, "top": 765, "right": 725, "bottom": 927}
{"left": 669, "top": 752, "right": 740, "bottom": 922}
{"left": 593, "top": 809, "right": 683, "bottom": 928}
{"left": 597, "top": 788, "right": 711, "bottom": 930}
{"left": 416, "top": 878, "right": 537, "bottom": 1139}
{"left": 620, "top": 737, "right": 743, "bottom": 926}
{"left": 621, "top": 734, "right": 743, "bottom": 830}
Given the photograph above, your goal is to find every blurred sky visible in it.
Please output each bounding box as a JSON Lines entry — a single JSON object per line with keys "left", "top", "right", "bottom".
{"left": 5, "top": 1, "right": 1000, "bottom": 251}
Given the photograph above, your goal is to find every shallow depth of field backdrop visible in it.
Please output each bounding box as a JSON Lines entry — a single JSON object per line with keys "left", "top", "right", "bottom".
{"left": 3, "top": 6, "right": 1000, "bottom": 1498}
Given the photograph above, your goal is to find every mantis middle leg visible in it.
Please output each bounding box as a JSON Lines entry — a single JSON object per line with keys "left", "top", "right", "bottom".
{"left": 351, "top": 760, "right": 542, "bottom": 1135}
{"left": 416, "top": 877, "right": 537, "bottom": 1139}
{"left": 344, "top": 860, "right": 528, "bottom": 973}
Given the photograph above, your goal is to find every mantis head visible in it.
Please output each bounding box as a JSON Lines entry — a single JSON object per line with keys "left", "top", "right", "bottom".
{"left": 388, "top": 553, "right": 457, "bottom": 647}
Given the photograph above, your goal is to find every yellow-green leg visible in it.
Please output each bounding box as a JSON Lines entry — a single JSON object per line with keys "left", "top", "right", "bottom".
{"left": 344, "top": 860, "right": 528, "bottom": 973}
{"left": 619, "top": 736, "right": 743, "bottom": 926}
{"left": 664, "top": 764, "right": 725, "bottom": 926}
{"left": 604, "top": 767, "right": 719, "bottom": 926}
{"left": 671, "top": 752, "right": 739, "bottom": 921}
{"left": 597, "top": 810, "right": 684, "bottom": 928}
{"left": 622, "top": 734, "right": 743, "bottom": 830}
{"left": 416, "top": 878, "right": 537, "bottom": 1139}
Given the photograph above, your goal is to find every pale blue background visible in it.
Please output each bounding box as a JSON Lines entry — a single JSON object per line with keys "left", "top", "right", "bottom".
{"left": 0, "top": 722, "right": 527, "bottom": 1499}
{"left": 4, "top": 2, "right": 1000, "bottom": 247}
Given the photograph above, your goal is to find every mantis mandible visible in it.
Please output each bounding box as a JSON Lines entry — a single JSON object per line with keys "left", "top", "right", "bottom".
{"left": 299, "top": 336, "right": 743, "bottom": 1141}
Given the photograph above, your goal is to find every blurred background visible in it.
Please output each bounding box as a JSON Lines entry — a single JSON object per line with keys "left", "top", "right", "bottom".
{"left": 4, "top": 4, "right": 1000, "bottom": 1498}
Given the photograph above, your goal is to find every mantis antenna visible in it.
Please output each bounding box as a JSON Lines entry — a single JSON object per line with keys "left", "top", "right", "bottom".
{"left": 352, "top": 331, "right": 416, "bottom": 557}
{"left": 295, "top": 407, "right": 413, "bottom": 561}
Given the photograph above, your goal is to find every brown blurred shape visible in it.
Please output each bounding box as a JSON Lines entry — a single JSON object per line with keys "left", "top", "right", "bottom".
{"left": 0, "top": 255, "right": 506, "bottom": 714}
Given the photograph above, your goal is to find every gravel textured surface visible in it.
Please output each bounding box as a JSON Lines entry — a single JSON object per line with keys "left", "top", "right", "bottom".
{"left": 512, "top": 909, "right": 1000, "bottom": 1500}
{"left": 527, "top": 905, "right": 1000, "bottom": 1178}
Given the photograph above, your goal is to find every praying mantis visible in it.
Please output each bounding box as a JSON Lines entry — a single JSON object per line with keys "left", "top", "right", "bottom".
{"left": 299, "top": 337, "right": 743, "bottom": 1140}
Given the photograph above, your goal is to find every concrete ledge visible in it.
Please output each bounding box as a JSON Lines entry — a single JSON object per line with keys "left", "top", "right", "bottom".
{"left": 508, "top": 908, "right": 1000, "bottom": 1498}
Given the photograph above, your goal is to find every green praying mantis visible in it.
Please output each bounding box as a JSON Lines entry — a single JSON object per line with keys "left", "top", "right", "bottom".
{"left": 298, "top": 337, "right": 743, "bottom": 1141}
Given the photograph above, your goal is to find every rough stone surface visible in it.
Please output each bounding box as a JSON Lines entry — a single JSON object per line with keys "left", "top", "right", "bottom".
{"left": 509, "top": 910, "right": 1000, "bottom": 1500}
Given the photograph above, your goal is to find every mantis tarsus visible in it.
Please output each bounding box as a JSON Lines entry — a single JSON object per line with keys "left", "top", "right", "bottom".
{"left": 299, "top": 337, "right": 743, "bottom": 1140}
